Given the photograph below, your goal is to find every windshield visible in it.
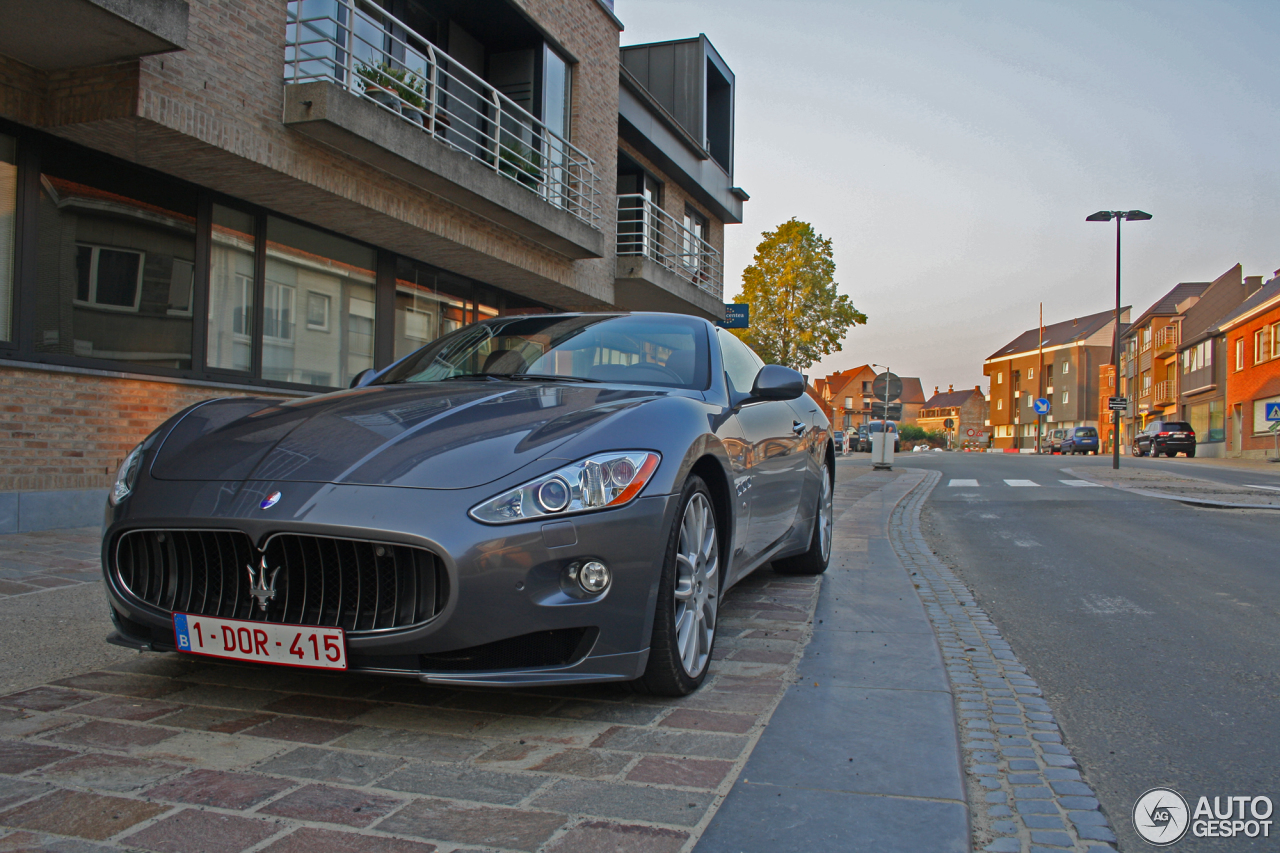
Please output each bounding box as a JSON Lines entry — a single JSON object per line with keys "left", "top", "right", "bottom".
{"left": 869, "top": 421, "right": 898, "bottom": 433}
{"left": 376, "top": 314, "right": 710, "bottom": 390}
{"left": 1076, "top": 427, "right": 1098, "bottom": 437}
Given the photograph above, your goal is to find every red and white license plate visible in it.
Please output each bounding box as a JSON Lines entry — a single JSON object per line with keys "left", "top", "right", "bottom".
{"left": 173, "top": 613, "right": 347, "bottom": 670}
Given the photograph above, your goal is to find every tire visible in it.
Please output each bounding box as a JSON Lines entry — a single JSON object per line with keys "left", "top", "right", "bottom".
{"left": 632, "top": 476, "right": 720, "bottom": 697}
{"left": 1187, "top": 449, "right": 1196, "bottom": 458}
{"left": 773, "top": 461, "right": 833, "bottom": 576}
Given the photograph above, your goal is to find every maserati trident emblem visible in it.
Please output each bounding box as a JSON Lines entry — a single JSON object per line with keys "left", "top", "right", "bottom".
{"left": 260, "top": 491, "right": 282, "bottom": 510}
{"left": 246, "top": 556, "right": 281, "bottom": 612}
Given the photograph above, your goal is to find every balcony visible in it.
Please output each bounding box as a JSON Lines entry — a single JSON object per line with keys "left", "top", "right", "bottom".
{"left": 1153, "top": 325, "right": 1178, "bottom": 356}
{"left": 282, "top": 0, "right": 602, "bottom": 258}
{"left": 1153, "top": 380, "right": 1176, "bottom": 406}
{"left": 615, "top": 194, "right": 724, "bottom": 318}
{"left": 0, "top": 0, "right": 187, "bottom": 71}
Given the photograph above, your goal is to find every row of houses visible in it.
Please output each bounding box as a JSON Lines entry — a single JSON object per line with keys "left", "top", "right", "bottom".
{"left": 982, "top": 263, "right": 1280, "bottom": 458}
{"left": 0, "top": 0, "right": 748, "bottom": 530}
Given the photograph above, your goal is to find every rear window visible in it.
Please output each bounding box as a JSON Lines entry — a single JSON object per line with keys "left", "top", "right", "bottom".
{"left": 1076, "top": 427, "right": 1098, "bottom": 437}
{"left": 1160, "top": 422, "right": 1192, "bottom": 432}
{"left": 869, "top": 421, "right": 898, "bottom": 433}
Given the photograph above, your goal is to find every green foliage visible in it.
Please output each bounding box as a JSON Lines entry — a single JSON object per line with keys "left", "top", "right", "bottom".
{"left": 898, "top": 424, "right": 927, "bottom": 441}
{"left": 357, "top": 62, "right": 425, "bottom": 110}
{"left": 731, "top": 218, "right": 866, "bottom": 370}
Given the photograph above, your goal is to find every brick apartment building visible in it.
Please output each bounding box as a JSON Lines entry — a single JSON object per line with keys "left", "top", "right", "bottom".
{"left": 984, "top": 308, "right": 1128, "bottom": 451}
{"left": 1096, "top": 364, "right": 1117, "bottom": 453}
{"left": 1214, "top": 275, "right": 1280, "bottom": 458}
{"left": 917, "top": 385, "right": 987, "bottom": 450}
{"left": 0, "top": 0, "right": 747, "bottom": 530}
{"left": 814, "top": 365, "right": 924, "bottom": 430}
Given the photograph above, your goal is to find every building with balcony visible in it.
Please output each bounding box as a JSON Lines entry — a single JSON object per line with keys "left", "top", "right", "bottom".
{"left": 983, "top": 308, "right": 1127, "bottom": 450}
{"left": 1206, "top": 273, "right": 1280, "bottom": 458}
{"left": 0, "top": 0, "right": 748, "bottom": 529}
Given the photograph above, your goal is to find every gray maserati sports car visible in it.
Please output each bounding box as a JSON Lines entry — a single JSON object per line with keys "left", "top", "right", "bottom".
{"left": 102, "top": 312, "right": 834, "bottom": 695}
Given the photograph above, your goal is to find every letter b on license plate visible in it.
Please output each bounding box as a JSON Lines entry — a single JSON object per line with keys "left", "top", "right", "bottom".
{"left": 173, "top": 613, "right": 346, "bottom": 670}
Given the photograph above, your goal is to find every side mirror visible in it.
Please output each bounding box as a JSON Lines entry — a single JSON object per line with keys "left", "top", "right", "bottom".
{"left": 349, "top": 368, "right": 377, "bottom": 389}
{"left": 750, "top": 365, "right": 805, "bottom": 401}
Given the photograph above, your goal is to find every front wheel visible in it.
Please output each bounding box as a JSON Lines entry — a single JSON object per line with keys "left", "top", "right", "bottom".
{"left": 632, "top": 477, "right": 720, "bottom": 696}
{"left": 774, "top": 461, "right": 833, "bottom": 576}
{"left": 1131, "top": 444, "right": 1142, "bottom": 457}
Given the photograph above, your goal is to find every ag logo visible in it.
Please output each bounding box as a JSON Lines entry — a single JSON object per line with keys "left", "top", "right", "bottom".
{"left": 1134, "top": 787, "right": 1190, "bottom": 846}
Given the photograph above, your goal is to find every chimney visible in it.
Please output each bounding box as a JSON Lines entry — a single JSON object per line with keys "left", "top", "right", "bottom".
{"left": 934, "top": 386, "right": 938, "bottom": 395}
{"left": 948, "top": 384, "right": 953, "bottom": 393}
{"left": 1246, "top": 275, "right": 1264, "bottom": 295}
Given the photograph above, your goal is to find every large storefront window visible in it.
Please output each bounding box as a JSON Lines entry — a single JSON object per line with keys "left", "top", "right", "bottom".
{"left": 262, "top": 217, "right": 376, "bottom": 387}
{"left": 207, "top": 205, "right": 256, "bottom": 372}
{"left": 393, "top": 257, "right": 469, "bottom": 361}
{"left": 0, "top": 135, "right": 15, "bottom": 343}
{"left": 33, "top": 151, "right": 198, "bottom": 369}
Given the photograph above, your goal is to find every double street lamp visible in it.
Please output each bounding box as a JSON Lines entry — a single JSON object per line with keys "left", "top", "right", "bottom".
{"left": 1086, "top": 209, "right": 1151, "bottom": 470}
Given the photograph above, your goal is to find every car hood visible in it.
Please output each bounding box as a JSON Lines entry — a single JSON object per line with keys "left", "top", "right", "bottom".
{"left": 150, "top": 382, "right": 663, "bottom": 489}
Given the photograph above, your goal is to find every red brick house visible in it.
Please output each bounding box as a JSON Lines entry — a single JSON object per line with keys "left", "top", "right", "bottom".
{"left": 1214, "top": 275, "right": 1280, "bottom": 458}
{"left": 918, "top": 385, "right": 987, "bottom": 449}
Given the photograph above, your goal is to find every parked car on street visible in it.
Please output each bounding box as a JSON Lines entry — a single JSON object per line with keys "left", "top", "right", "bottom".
{"left": 1042, "top": 428, "right": 1067, "bottom": 454}
{"left": 868, "top": 419, "right": 900, "bottom": 452}
{"left": 856, "top": 424, "right": 870, "bottom": 452}
{"left": 100, "top": 313, "right": 836, "bottom": 697}
{"left": 1132, "top": 420, "right": 1197, "bottom": 457}
{"left": 833, "top": 431, "right": 845, "bottom": 452}
{"left": 1060, "top": 426, "right": 1100, "bottom": 455}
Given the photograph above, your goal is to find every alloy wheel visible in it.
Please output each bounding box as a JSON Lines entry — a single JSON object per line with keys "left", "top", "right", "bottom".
{"left": 673, "top": 492, "right": 718, "bottom": 678}
{"left": 818, "top": 465, "right": 833, "bottom": 562}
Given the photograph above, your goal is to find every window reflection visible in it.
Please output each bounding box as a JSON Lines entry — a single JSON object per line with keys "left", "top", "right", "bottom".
{"left": 261, "top": 217, "right": 376, "bottom": 387}
{"left": 0, "top": 135, "right": 15, "bottom": 343}
{"left": 393, "top": 258, "right": 468, "bottom": 361}
{"left": 207, "top": 205, "right": 256, "bottom": 372}
{"left": 34, "top": 157, "right": 197, "bottom": 369}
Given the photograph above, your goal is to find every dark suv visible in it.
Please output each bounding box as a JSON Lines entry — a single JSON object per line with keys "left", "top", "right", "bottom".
{"left": 1060, "top": 426, "right": 1099, "bottom": 455}
{"left": 1133, "top": 420, "right": 1197, "bottom": 457}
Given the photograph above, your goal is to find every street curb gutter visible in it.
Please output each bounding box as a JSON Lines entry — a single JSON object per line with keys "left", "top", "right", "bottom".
{"left": 893, "top": 469, "right": 1118, "bottom": 853}
{"left": 1063, "top": 468, "right": 1280, "bottom": 511}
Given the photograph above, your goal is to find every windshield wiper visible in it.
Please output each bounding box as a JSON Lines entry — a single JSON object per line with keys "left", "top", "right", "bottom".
{"left": 504, "top": 373, "right": 601, "bottom": 383}
{"left": 437, "top": 373, "right": 505, "bottom": 381}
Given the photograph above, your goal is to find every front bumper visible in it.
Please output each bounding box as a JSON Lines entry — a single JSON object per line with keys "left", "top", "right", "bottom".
{"left": 103, "top": 478, "right": 678, "bottom": 686}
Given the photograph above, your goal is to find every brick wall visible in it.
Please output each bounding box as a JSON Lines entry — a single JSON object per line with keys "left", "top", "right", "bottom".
{"left": 0, "top": 366, "right": 297, "bottom": 493}
{"left": 1224, "top": 303, "right": 1280, "bottom": 455}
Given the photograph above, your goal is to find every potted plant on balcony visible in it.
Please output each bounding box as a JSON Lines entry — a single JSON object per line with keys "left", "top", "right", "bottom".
{"left": 396, "top": 74, "right": 428, "bottom": 125}
{"left": 498, "top": 137, "right": 543, "bottom": 188}
{"left": 357, "top": 61, "right": 402, "bottom": 113}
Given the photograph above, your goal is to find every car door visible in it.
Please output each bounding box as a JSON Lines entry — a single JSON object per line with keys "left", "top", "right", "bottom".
{"left": 716, "top": 330, "right": 808, "bottom": 562}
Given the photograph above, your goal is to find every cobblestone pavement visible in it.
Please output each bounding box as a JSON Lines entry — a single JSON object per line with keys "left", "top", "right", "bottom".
{"left": 0, "top": 569, "right": 822, "bottom": 851}
{"left": 0, "top": 529, "right": 102, "bottom": 599}
{"left": 1071, "top": 466, "right": 1280, "bottom": 508}
{"left": 890, "top": 469, "right": 1120, "bottom": 853}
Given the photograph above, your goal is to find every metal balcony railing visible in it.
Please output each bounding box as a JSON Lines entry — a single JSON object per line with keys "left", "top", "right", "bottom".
{"left": 1152, "top": 379, "right": 1175, "bottom": 405}
{"left": 1153, "top": 325, "right": 1178, "bottom": 355}
{"left": 616, "top": 194, "right": 724, "bottom": 299}
{"left": 284, "top": 0, "right": 601, "bottom": 229}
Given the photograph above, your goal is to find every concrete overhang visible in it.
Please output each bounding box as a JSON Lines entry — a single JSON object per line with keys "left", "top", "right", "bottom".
{"left": 618, "top": 81, "right": 742, "bottom": 225}
{"left": 614, "top": 256, "right": 722, "bottom": 321}
{"left": 284, "top": 81, "right": 604, "bottom": 260}
{"left": 0, "top": 0, "right": 188, "bottom": 70}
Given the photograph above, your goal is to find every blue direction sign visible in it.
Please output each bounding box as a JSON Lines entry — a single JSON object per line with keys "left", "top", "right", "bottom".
{"left": 720, "top": 304, "right": 750, "bottom": 329}
{"left": 1033, "top": 397, "right": 1051, "bottom": 415}
{"left": 1266, "top": 402, "right": 1280, "bottom": 422}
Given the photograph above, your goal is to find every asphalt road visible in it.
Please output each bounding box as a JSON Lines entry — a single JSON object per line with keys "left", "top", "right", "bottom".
{"left": 897, "top": 451, "right": 1279, "bottom": 852}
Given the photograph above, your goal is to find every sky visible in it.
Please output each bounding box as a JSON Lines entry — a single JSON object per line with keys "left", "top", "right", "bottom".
{"left": 614, "top": 0, "right": 1280, "bottom": 396}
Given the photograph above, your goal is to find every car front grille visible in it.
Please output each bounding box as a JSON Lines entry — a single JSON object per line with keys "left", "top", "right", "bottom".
{"left": 113, "top": 529, "right": 446, "bottom": 633}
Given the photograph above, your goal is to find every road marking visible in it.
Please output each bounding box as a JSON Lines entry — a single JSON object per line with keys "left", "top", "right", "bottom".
{"left": 1244, "top": 484, "right": 1280, "bottom": 492}
{"left": 1082, "top": 594, "right": 1152, "bottom": 615}
{"left": 1059, "top": 479, "right": 1102, "bottom": 487}
{"left": 949, "top": 479, "right": 980, "bottom": 487}
{"left": 1003, "top": 479, "right": 1039, "bottom": 487}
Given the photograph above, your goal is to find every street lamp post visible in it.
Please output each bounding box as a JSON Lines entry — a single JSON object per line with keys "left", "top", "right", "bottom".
{"left": 1086, "top": 209, "right": 1151, "bottom": 470}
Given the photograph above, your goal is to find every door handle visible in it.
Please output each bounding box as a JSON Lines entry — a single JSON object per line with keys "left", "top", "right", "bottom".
{"left": 792, "top": 420, "right": 806, "bottom": 435}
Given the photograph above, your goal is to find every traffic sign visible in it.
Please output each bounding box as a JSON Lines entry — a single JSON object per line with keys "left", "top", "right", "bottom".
{"left": 1033, "top": 398, "right": 1050, "bottom": 415}
{"left": 1108, "top": 396, "right": 1128, "bottom": 412}
{"left": 720, "top": 304, "right": 749, "bottom": 329}
{"left": 944, "top": 418, "right": 955, "bottom": 429}
{"left": 871, "top": 372, "right": 902, "bottom": 402}
{"left": 1266, "top": 402, "right": 1280, "bottom": 422}
{"left": 870, "top": 401, "right": 902, "bottom": 420}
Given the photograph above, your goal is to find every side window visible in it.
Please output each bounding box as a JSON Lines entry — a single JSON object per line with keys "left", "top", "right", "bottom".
{"left": 717, "top": 329, "right": 764, "bottom": 395}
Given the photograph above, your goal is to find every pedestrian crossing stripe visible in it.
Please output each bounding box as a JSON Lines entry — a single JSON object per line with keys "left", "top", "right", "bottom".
{"left": 948, "top": 479, "right": 979, "bottom": 487}
{"left": 1059, "top": 480, "right": 1102, "bottom": 487}
{"left": 1004, "top": 479, "right": 1039, "bottom": 487}
{"left": 945, "top": 478, "right": 1106, "bottom": 488}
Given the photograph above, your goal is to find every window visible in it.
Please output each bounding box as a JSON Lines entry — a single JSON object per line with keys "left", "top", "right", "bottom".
{"left": 1046, "top": 364, "right": 1053, "bottom": 381}
{"left": 1027, "top": 367, "right": 1034, "bottom": 380}
{"left": 35, "top": 149, "right": 198, "bottom": 369}
{"left": 1142, "top": 371, "right": 1152, "bottom": 394}
{"left": 844, "top": 396, "right": 852, "bottom": 409}
{"left": 862, "top": 381, "right": 871, "bottom": 393}
{"left": 1061, "top": 361, "right": 1070, "bottom": 374}
{"left": 718, "top": 329, "right": 764, "bottom": 395}
{"left": 1256, "top": 329, "right": 1267, "bottom": 364}
{"left": 1252, "top": 395, "right": 1280, "bottom": 434}
{"left": 1062, "top": 391, "right": 1069, "bottom": 405}
{"left": 1236, "top": 337, "right": 1245, "bottom": 371}
{"left": 997, "top": 372, "right": 1003, "bottom": 384}
{"left": 681, "top": 206, "right": 708, "bottom": 277}
{"left": 0, "top": 133, "right": 15, "bottom": 343}
{"left": 997, "top": 399, "right": 1003, "bottom": 411}
{"left": 207, "top": 205, "right": 255, "bottom": 372}
{"left": 306, "top": 291, "right": 331, "bottom": 331}
{"left": 1272, "top": 323, "right": 1280, "bottom": 359}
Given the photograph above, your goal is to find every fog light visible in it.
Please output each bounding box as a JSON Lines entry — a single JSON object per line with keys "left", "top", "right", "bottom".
{"left": 578, "top": 560, "right": 610, "bottom": 593}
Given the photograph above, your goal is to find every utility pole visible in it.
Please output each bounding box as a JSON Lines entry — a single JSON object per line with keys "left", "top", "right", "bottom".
{"left": 1037, "top": 302, "right": 1044, "bottom": 454}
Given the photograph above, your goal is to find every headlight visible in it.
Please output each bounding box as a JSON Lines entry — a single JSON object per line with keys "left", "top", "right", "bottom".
{"left": 470, "top": 451, "right": 660, "bottom": 524}
{"left": 109, "top": 442, "right": 146, "bottom": 506}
